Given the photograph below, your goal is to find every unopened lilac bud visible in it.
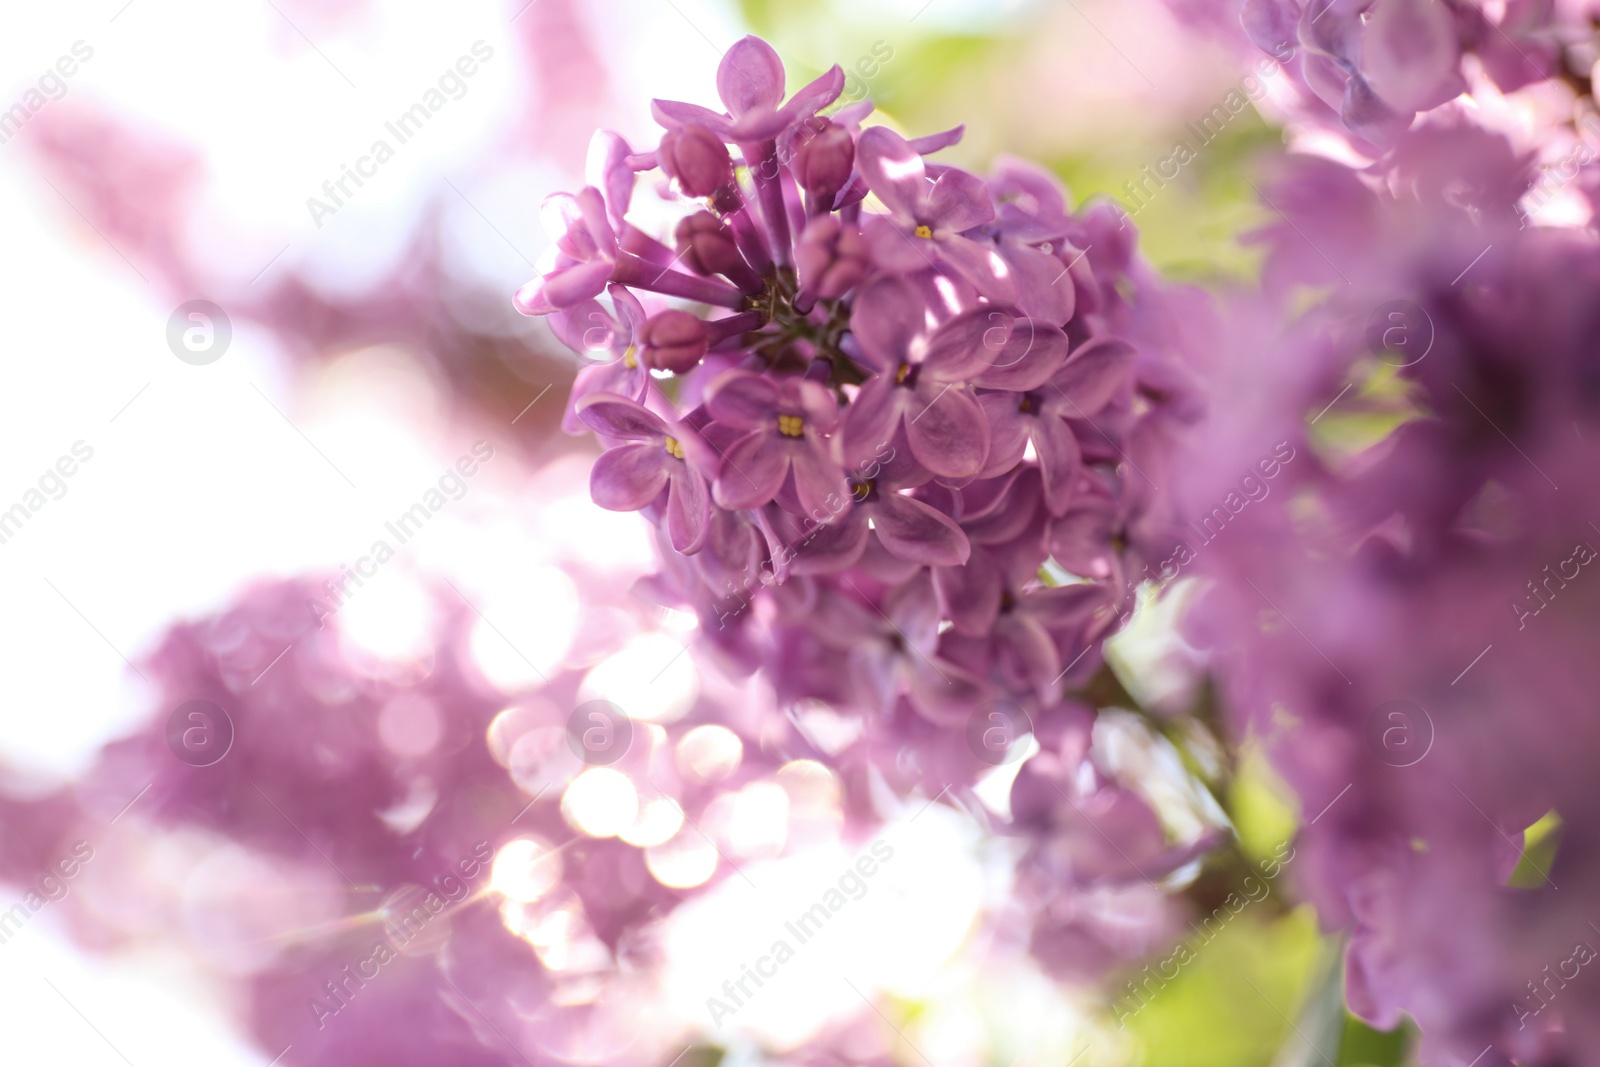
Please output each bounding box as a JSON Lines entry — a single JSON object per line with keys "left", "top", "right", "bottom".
{"left": 792, "top": 119, "right": 855, "bottom": 206}
{"left": 675, "top": 212, "right": 742, "bottom": 276}
{"left": 639, "top": 310, "right": 709, "bottom": 374}
{"left": 659, "top": 125, "right": 734, "bottom": 200}
{"left": 796, "top": 215, "right": 870, "bottom": 300}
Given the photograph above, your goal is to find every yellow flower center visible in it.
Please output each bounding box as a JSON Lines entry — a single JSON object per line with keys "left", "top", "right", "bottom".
{"left": 777, "top": 414, "right": 805, "bottom": 438}
{"left": 895, "top": 364, "right": 910, "bottom": 384}
{"left": 664, "top": 436, "right": 684, "bottom": 460}
{"left": 914, "top": 225, "right": 933, "bottom": 239}
{"left": 623, "top": 344, "right": 638, "bottom": 369}
{"left": 852, "top": 480, "right": 873, "bottom": 501}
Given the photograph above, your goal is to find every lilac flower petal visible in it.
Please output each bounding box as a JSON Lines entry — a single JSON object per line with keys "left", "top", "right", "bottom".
{"left": 590, "top": 443, "right": 669, "bottom": 511}
{"left": 790, "top": 509, "right": 869, "bottom": 574}
{"left": 1050, "top": 500, "right": 1118, "bottom": 580}
{"left": 857, "top": 530, "right": 924, "bottom": 584}
{"left": 706, "top": 369, "right": 781, "bottom": 429}
{"left": 1032, "top": 414, "right": 1083, "bottom": 515}
{"left": 927, "top": 167, "right": 997, "bottom": 233}
{"left": 1361, "top": 0, "right": 1462, "bottom": 113}
{"left": 575, "top": 186, "right": 618, "bottom": 259}
{"left": 549, "top": 298, "right": 612, "bottom": 354}
{"left": 905, "top": 382, "right": 989, "bottom": 479}
{"left": 907, "top": 656, "right": 987, "bottom": 726}
{"left": 921, "top": 306, "right": 1002, "bottom": 382}
{"left": 717, "top": 36, "right": 786, "bottom": 115}
{"left": 1299, "top": 0, "right": 1366, "bottom": 64}
{"left": 958, "top": 467, "right": 1024, "bottom": 521}
{"left": 992, "top": 155, "right": 1072, "bottom": 231}
{"left": 908, "top": 124, "right": 966, "bottom": 154}
{"left": 610, "top": 283, "right": 647, "bottom": 334}
{"left": 665, "top": 466, "right": 710, "bottom": 553}
{"left": 514, "top": 259, "right": 612, "bottom": 316}
{"left": 541, "top": 191, "right": 589, "bottom": 255}
{"left": 1050, "top": 337, "right": 1136, "bottom": 415}
{"left": 873, "top": 491, "right": 971, "bottom": 566}
{"left": 586, "top": 130, "right": 636, "bottom": 228}
{"left": 1342, "top": 73, "right": 1412, "bottom": 149}
{"left": 857, "top": 126, "right": 928, "bottom": 221}
{"left": 1025, "top": 584, "right": 1111, "bottom": 629}
{"left": 935, "top": 233, "right": 1016, "bottom": 302}
{"left": 714, "top": 430, "right": 789, "bottom": 510}
{"left": 728, "top": 107, "right": 794, "bottom": 143}
{"left": 840, "top": 375, "right": 910, "bottom": 467}
{"left": 850, "top": 275, "right": 927, "bottom": 371}
{"left": 966, "top": 471, "right": 1046, "bottom": 547}
{"left": 777, "top": 65, "right": 846, "bottom": 127}
{"left": 978, "top": 393, "right": 1031, "bottom": 476}
{"left": 1299, "top": 49, "right": 1352, "bottom": 114}
{"left": 796, "top": 379, "right": 841, "bottom": 431}
{"left": 969, "top": 312, "right": 1071, "bottom": 391}
{"left": 998, "top": 612, "right": 1063, "bottom": 699}
{"left": 888, "top": 574, "right": 943, "bottom": 649}
{"left": 790, "top": 445, "right": 850, "bottom": 520}
{"left": 577, "top": 393, "right": 669, "bottom": 441}
{"left": 863, "top": 215, "right": 940, "bottom": 273}
{"left": 1002, "top": 244, "right": 1077, "bottom": 326}
{"left": 650, "top": 98, "right": 735, "bottom": 139}
{"left": 1242, "top": 0, "right": 1298, "bottom": 57}
{"left": 563, "top": 360, "right": 646, "bottom": 435}
{"left": 935, "top": 545, "right": 1003, "bottom": 634}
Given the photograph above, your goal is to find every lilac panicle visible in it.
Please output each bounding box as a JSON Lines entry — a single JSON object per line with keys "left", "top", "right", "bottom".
{"left": 516, "top": 33, "right": 1211, "bottom": 991}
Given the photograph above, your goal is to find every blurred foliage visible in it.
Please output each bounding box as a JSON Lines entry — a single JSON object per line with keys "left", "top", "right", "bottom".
{"left": 1126, "top": 905, "right": 1321, "bottom": 1066}
{"left": 1510, "top": 809, "right": 1563, "bottom": 889}
{"left": 1310, "top": 359, "right": 1429, "bottom": 469}
{"left": 1340, "top": 1014, "right": 1413, "bottom": 1067}
{"left": 739, "top": 0, "right": 1279, "bottom": 282}
{"left": 1230, "top": 746, "right": 1299, "bottom": 865}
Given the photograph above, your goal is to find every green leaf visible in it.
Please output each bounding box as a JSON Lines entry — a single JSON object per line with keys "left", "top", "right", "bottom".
{"left": 1124, "top": 906, "right": 1323, "bottom": 1067}
{"left": 1229, "top": 745, "right": 1299, "bottom": 865}
{"left": 1509, "top": 809, "right": 1562, "bottom": 889}
{"left": 1338, "top": 1013, "right": 1413, "bottom": 1067}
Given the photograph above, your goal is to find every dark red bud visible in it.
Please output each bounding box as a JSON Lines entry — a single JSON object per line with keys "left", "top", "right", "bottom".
{"left": 792, "top": 119, "right": 855, "bottom": 205}
{"left": 639, "top": 310, "right": 709, "bottom": 374}
{"left": 796, "top": 215, "right": 870, "bottom": 300}
{"left": 675, "top": 212, "right": 743, "bottom": 277}
{"left": 659, "top": 125, "right": 734, "bottom": 200}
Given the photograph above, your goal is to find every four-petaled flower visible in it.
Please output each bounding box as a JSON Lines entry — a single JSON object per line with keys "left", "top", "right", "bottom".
{"left": 856, "top": 126, "right": 1014, "bottom": 301}
{"left": 707, "top": 370, "right": 850, "bottom": 518}
{"left": 578, "top": 393, "right": 711, "bottom": 554}
{"left": 980, "top": 336, "right": 1136, "bottom": 513}
{"left": 554, "top": 284, "right": 650, "bottom": 434}
{"left": 651, "top": 36, "right": 844, "bottom": 145}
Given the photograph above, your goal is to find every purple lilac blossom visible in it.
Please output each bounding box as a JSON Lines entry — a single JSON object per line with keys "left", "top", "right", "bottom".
{"left": 518, "top": 35, "right": 1215, "bottom": 990}
{"left": 1178, "top": 112, "right": 1600, "bottom": 1064}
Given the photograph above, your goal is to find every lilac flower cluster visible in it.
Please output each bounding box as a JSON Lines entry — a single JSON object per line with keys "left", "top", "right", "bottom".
{"left": 519, "top": 38, "right": 1195, "bottom": 789}
{"left": 1248, "top": 0, "right": 1565, "bottom": 145}
{"left": 1172, "top": 0, "right": 1590, "bottom": 159}
{"left": 1176, "top": 109, "right": 1600, "bottom": 1064}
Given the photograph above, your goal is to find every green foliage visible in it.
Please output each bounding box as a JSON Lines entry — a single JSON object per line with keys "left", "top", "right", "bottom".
{"left": 1229, "top": 745, "right": 1299, "bottom": 865}
{"left": 1339, "top": 1013, "right": 1413, "bottom": 1066}
{"left": 1509, "top": 810, "right": 1563, "bottom": 889}
{"left": 1124, "top": 906, "right": 1322, "bottom": 1066}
